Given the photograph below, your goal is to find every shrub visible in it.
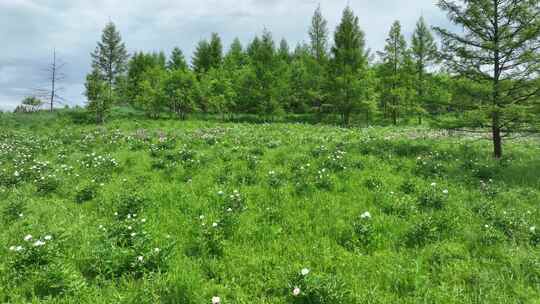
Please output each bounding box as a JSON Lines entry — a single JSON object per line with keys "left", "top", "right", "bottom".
{"left": 75, "top": 183, "right": 98, "bottom": 203}
{"left": 2, "top": 198, "right": 26, "bottom": 223}
{"left": 287, "top": 268, "right": 351, "bottom": 304}
{"left": 418, "top": 184, "right": 448, "bottom": 210}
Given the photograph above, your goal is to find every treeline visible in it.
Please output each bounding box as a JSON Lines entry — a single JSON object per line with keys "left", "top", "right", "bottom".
{"left": 84, "top": 1, "right": 539, "bottom": 158}
{"left": 85, "top": 6, "right": 451, "bottom": 125}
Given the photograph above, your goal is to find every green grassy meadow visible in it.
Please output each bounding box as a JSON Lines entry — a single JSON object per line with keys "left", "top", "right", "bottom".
{"left": 1, "top": 111, "right": 540, "bottom": 303}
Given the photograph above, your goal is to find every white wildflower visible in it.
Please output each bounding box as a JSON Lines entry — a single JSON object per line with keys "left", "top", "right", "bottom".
{"left": 293, "top": 287, "right": 301, "bottom": 296}
{"left": 360, "top": 211, "right": 371, "bottom": 219}
{"left": 301, "top": 268, "right": 310, "bottom": 276}
{"left": 23, "top": 234, "right": 32, "bottom": 241}
{"left": 33, "top": 240, "right": 46, "bottom": 247}
{"left": 211, "top": 296, "right": 221, "bottom": 304}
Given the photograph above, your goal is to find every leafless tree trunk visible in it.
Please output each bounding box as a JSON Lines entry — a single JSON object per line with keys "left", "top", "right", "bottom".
{"left": 34, "top": 49, "right": 66, "bottom": 111}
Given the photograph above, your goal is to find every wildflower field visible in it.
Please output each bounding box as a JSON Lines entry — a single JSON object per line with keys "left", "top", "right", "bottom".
{"left": 1, "top": 111, "right": 540, "bottom": 303}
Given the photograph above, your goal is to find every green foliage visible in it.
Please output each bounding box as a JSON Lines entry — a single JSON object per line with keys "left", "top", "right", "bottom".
{"left": 192, "top": 33, "right": 223, "bottom": 74}
{"left": 309, "top": 5, "right": 329, "bottom": 63}
{"left": 91, "top": 21, "right": 129, "bottom": 105}
{"left": 136, "top": 66, "right": 167, "bottom": 118}
{"left": 330, "top": 6, "right": 374, "bottom": 126}
{"left": 434, "top": 0, "right": 540, "bottom": 158}
{"left": 1, "top": 114, "right": 540, "bottom": 302}
{"left": 200, "top": 68, "right": 236, "bottom": 119}
{"left": 84, "top": 69, "right": 111, "bottom": 124}
{"left": 378, "top": 21, "right": 416, "bottom": 125}
{"left": 164, "top": 68, "right": 199, "bottom": 119}
{"left": 167, "top": 47, "right": 188, "bottom": 71}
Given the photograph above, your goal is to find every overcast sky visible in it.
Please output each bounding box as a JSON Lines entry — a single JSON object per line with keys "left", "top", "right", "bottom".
{"left": 0, "top": 0, "right": 454, "bottom": 111}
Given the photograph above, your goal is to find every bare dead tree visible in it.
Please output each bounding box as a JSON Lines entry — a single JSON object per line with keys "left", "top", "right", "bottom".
{"left": 34, "top": 49, "right": 67, "bottom": 111}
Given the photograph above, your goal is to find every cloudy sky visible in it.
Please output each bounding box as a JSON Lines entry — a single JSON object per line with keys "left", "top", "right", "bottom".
{"left": 0, "top": 0, "right": 454, "bottom": 111}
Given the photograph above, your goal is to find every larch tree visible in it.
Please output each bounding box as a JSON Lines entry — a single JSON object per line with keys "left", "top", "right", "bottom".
{"left": 331, "top": 6, "right": 375, "bottom": 126}
{"left": 434, "top": 0, "right": 540, "bottom": 158}
{"left": 193, "top": 33, "right": 222, "bottom": 74}
{"left": 378, "top": 21, "right": 415, "bottom": 125}
{"left": 192, "top": 40, "right": 212, "bottom": 74}
{"left": 278, "top": 38, "right": 292, "bottom": 63}
{"left": 167, "top": 47, "right": 188, "bottom": 71}
{"left": 224, "top": 38, "right": 246, "bottom": 68}
{"left": 309, "top": 4, "right": 329, "bottom": 63}
{"left": 91, "top": 22, "right": 129, "bottom": 104}
{"left": 209, "top": 33, "right": 224, "bottom": 69}
{"left": 411, "top": 16, "right": 439, "bottom": 124}
{"left": 84, "top": 68, "right": 110, "bottom": 124}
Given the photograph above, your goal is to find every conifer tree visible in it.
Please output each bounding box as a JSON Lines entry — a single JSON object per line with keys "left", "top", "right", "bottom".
{"left": 208, "top": 33, "right": 224, "bottom": 69}
{"left": 278, "top": 38, "right": 291, "bottom": 63}
{"left": 192, "top": 40, "right": 212, "bottom": 74}
{"left": 331, "top": 6, "right": 375, "bottom": 126}
{"left": 91, "top": 22, "right": 129, "bottom": 103}
{"left": 378, "top": 21, "right": 415, "bottom": 125}
{"left": 193, "top": 33, "right": 223, "bottom": 74}
{"left": 411, "top": 16, "right": 439, "bottom": 124}
{"left": 84, "top": 68, "right": 110, "bottom": 124}
{"left": 224, "top": 38, "right": 246, "bottom": 68}
{"left": 434, "top": 0, "right": 540, "bottom": 158}
{"left": 167, "top": 47, "right": 188, "bottom": 71}
{"left": 309, "top": 4, "right": 329, "bottom": 63}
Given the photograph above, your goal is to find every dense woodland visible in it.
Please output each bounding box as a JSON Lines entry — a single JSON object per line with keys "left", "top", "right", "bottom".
{"left": 14, "top": 0, "right": 540, "bottom": 158}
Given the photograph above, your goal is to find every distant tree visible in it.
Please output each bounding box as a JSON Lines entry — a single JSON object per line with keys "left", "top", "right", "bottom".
{"left": 253, "top": 29, "right": 282, "bottom": 118}
{"left": 434, "top": 0, "right": 540, "bottom": 158}
{"left": 286, "top": 56, "right": 313, "bottom": 113}
{"left": 293, "top": 42, "right": 311, "bottom": 59}
{"left": 167, "top": 47, "right": 188, "bottom": 71}
{"left": 224, "top": 38, "right": 246, "bottom": 68}
{"left": 208, "top": 33, "right": 224, "bottom": 68}
{"left": 46, "top": 49, "right": 65, "bottom": 111}
{"left": 233, "top": 65, "right": 259, "bottom": 113}
{"left": 309, "top": 4, "right": 329, "bottom": 63}
{"left": 201, "top": 68, "right": 237, "bottom": 120}
{"left": 127, "top": 52, "right": 167, "bottom": 104}
{"left": 411, "top": 16, "right": 439, "bottom": 124}
{"left": 278, "top": 38, "right": 292, "bottom": 63}
{"left": 136, "top": 66, "right": 167, "bottom": 118}
{"left": 164, "top": 69, "right": 199, "bottom": 119}
{"left": 91, "top": 22, "right": 129, "bottom": 103}
{"left": 192, "top": 40, "right": 212, "bottom": 74}
{"left": 331, "top": 6, "right": 375, "bottom": 126}
{"left": 16, "top": 96, "right": 43, "bottom": 113}
{"left": 84, "top": 69, "right": 110, "bottom": 124}
{"left": 378, "top": 21, "right": 415, "bottom": 125}
{"left": 247, "top": 36, "right": 262, "bottom": 61}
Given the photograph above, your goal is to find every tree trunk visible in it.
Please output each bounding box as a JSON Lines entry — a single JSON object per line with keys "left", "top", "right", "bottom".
{"left": 492, "top": 2, "right": 502, "bottom": 159}
{"left": 492, "top": 113, "right": 502, "bottom": 159}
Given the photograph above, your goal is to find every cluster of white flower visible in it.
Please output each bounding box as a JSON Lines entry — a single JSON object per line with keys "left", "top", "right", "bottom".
{"left": 360, "top": 211, "right": 372, "bottom": 219}
{"left": 78, "top": 152, "right": 119, "bottom": 169}
{"left": 9, "top": 234, "right": 53, "bottom": 252}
